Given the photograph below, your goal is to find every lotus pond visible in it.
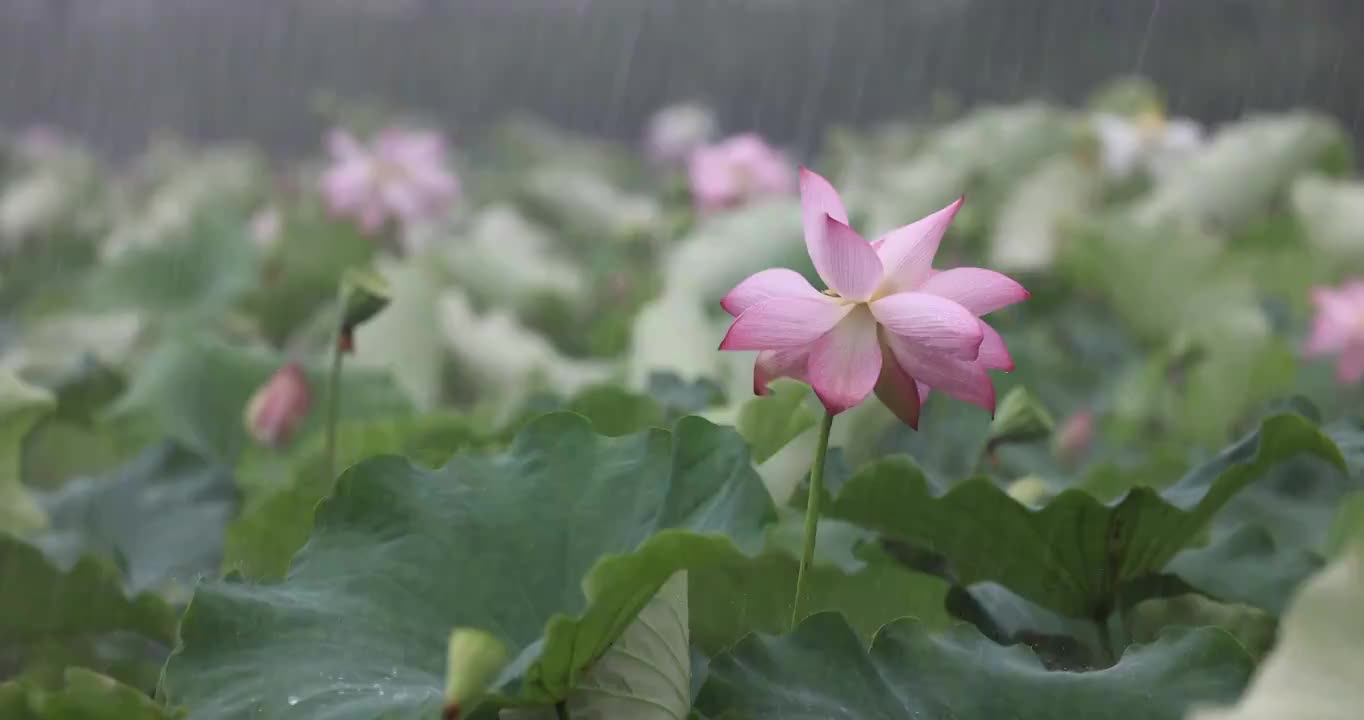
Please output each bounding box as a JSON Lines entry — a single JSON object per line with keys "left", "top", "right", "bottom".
{"left": 1, "top": 79, "right": 1363, "bottom": 719}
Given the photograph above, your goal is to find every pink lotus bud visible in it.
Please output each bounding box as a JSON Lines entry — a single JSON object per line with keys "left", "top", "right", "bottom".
{"left": 1304, "top": 280, "right": 1364, "bottom": 385}
{"left": 244, "top": 363, "right": 312, "bottom": 448}
{"left": 1054, "top": 410, "right": 1095, "bottom": 463}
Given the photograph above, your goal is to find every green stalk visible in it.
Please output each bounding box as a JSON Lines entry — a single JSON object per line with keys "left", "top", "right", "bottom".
{"left": 791, "top": 411, "right": 836, "bottom": 628}
{"left": 1094, "top": 613, "right": 1117, "bottom": 667}
{"left": 555, "top": 701, "right": 571, "bottom": 720}
{"left": 322, "top": 284, "right": 351, "bottom": 483}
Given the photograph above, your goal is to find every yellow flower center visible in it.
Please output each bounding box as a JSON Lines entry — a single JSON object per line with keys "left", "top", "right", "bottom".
{"left": 1135, "top": 110, "right": 1168, "bottom": 142}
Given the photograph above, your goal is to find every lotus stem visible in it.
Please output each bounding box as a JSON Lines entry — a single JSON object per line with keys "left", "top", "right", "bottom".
{"left": 322, "top": 283, "right": 350, "bottom": 482}
{"left": 1094, "top": 613, "right": 1117, "bottom": 667}
{"left": 792, "top": 411, "right": 835, "bottom": 628}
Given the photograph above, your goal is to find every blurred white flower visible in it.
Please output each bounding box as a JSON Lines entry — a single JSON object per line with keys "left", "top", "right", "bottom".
{"left": 0, "top": 173, "right": 70, "bottom": 251}
{"left": 0, "top": 128, "right": 99, "bottom": 252}
{"left": 630, "top": 199, "right": 801, "bottom": 399}
{"left": 1093, "top": 111, "right": 1204, "bottom": 180}
{"left": 662, "top": 197, "right": 802, "bottom": 299}
{"left": 249, "top": 206, "right": 283, "bottom": 251}
{"left": 1291, "top": 175, "right": 1364, "bottom": 259}
{"left": 1136, "top": 113, "right": 1344, "bottom": 227}
{"left": 627, "top": 289, "right": 726, "bottom": 391}
{"left": 989, "top": 157, "right": 1096, "bottom": 272}
{"left": 525, "top": 166, "right": 661, "bottom": 241}
{"left": 0, "top": 312, "right": 144, "bottom": 379}
{"left": 853, "top": 104, "right": 1066, "bottom": 238}
{"left": 348, "top": 258, "right": 444, "bottom": 410}
{"left": 437, "top": 290, "right": 611, "bottom": 420}
{"left": 644, "top": 103, "right": 717, "bottom": 167}
{"left": 441, "top": 205, "right": 584, "bottom": 306}
{"left": 101, "top": 144, "right": 264, "bottom": 260}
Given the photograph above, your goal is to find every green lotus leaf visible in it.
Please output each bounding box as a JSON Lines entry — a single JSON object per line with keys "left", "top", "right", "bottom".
{"left": 162, "top": 414, "right": 772, "bottom": 717}
{"left": 0, "top": 535, "right": 175, "bottom": 681}
{"left": 1326, "top": 491, "right": 1364, "bottom": 558}
{"left": 83, "top": 213, "right": 255, "bottom": 321}
{"left": 0, "top": 668, "right": 183, "bottom": 720}
{"left": 1126, "top": 592, "right": 1275, "bottom": 661}
{"left": 110, "top": 335, "right": 411, "bottom": 463}
{"left": 1205, "top": 418, "right": 1364, "bottom": 555}
{"left": 1167, "top": 524, "right": 1321, "bottom": 615}
{"left": 245, "top": 204, "right": 375, "bottom": 344}
{"left": 736, "top": 380, "right": 818, "bottom": 465}
{"left": 224, "top": 413, "right": 491, "bottom": 580}
{"left": 1191, "top": 536, "right": 1364, "bottom": 720}
{"left": 562, "top": 384, "right": 664, "bottom": 437}
{"left": 694, "top": 612, "right": 1252, "bottom": 720}
{"left": 501, "top": 572, "right": 690, "bottom": 720}
{"left": 828, "top": 413, "right": 1343, "bottom": 617}
{"left": 164, "top": 413, "right": 948, "bottom": 718}
{"left": 0, "top": 371, "right": 54, "bottom": 534}
{"left": 30, "top": 442, "right": 234, "bottom": 596}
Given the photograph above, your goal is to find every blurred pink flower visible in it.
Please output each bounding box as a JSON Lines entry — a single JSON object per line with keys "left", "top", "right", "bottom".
{"left": 244, "top": 363, "right": 312, "bottom": 448}
{"left": 1055, "top": 410, "right": 1095, "bottom": 463}
{"left": 14, "top": 125, "right": 66, "bottom": 160}
{"left": 688, "top": 133, "right": 795, "bottom": 213}
{"left": 320, "top": 127, "right": 459, "bottom": 235}
{"left": 719, "top": 168, "right": 1028, "bottom": 426}
{"left": 1305, "top": 281, "right": 1364, "bottom": 384}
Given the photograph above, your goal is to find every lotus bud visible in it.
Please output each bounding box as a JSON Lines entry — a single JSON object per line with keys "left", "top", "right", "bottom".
{"left": 244, "top": 363, "right": 312, "bottom": 448}
{"left": 442, "top": 628, "right": 509, "bottom": 720}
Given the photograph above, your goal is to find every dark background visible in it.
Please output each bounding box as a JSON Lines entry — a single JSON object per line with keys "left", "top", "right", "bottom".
{"left": 2, "top": 0, "right": 1361, "bottom": 158}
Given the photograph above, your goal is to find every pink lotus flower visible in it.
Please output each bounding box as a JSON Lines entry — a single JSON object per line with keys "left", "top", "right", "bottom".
{"left": 719, "top": 168, "right": 1028, "bottom": 427}
{"left": 243, "top": 363, "right": 312, "bottom": 448}
{"left": 320, "top": 127, "right": 459, "bottom": 235}
{"left": 688, "top": 133, "right": 795, "bottom": 213}
{"left": 1305, "top": 280, "right": 1364, "bottom": 384}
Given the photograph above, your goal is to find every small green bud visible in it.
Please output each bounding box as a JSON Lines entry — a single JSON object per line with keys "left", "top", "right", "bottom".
{"left": 341, "top": 268, "right": 391, "bottom": 331}
{"left": 1087, "top": 76, "right": 1165, "bottom": 117}
{"left": 989, "top": 386, "right": 1056, "bottom": 449}
{"left": 442, "top": 628, "right": 509, "bottom": 719}
{"left": 1006, "top": 475, "right": 1053, "bottom": 507}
